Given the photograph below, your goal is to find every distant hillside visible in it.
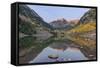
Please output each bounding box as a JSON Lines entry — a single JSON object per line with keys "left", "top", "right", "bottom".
{"left": 19, "top": 5, "right": 53, "bottom": 35}
{"left": 67, "top": 22, "right": 96, "bottom": 34}
{"left": 67, "top": 8, "right": 96, "bottom": 34}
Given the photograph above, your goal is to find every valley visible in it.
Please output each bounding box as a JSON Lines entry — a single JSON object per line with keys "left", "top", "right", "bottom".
{"left": 18, "top": 5, "right": 96, "bottom": 64}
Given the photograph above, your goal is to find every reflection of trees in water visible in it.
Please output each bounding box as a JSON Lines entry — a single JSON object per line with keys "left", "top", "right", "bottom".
{"left": 65, "top": 35, "right": 96, "bottom": 60}
{"left": 79, "top": 46, "right": 96, "bottom": 60}
{"left": 19, "top": 35, "right": 58, "bottom": 63}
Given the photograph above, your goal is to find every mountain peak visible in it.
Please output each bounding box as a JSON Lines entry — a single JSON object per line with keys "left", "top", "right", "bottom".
{"left": 50, "top": 18, "right": 79, "bottom": 29}
{"left": 50, "top": 18, "right": 68, "bottom": 24}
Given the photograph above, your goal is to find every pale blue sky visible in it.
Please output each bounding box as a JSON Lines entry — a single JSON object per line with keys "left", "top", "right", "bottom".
{"left": 28, "top": 5, "right": 90, "bottom": 23}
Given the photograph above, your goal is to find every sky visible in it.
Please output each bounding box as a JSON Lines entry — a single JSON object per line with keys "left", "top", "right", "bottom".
{"left": 28, "top": 5, "right": 90, "bottom": 23}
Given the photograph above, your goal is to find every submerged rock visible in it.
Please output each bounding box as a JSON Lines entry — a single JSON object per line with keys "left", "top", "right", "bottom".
{"left": 48, "top": 54, "right": 59, "bottom": 59}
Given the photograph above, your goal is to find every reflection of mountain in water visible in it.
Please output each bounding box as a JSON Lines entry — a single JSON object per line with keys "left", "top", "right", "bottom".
{"left": 19, "top": 34, "right": 96, "bottom": 64}
{"left": 29, "top": 42, "right": 88, "bottom": 63}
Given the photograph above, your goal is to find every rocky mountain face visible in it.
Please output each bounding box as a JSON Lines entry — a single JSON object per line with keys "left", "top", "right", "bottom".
{"left": 79, "top": 9, "right": 96, "bottom": 24}
{"left": 50, "top": 18, "right": 79, "bottom": 29}
{"left": 50, "top": 18, "right": 69, "bottom": 29}
{"left": 19, "top": 5, "right": 43, "bottom": 22}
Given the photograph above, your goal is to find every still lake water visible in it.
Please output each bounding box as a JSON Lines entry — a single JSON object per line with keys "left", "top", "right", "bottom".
{"left": 29, "top": 42, "right": 88, "bottom": 63}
